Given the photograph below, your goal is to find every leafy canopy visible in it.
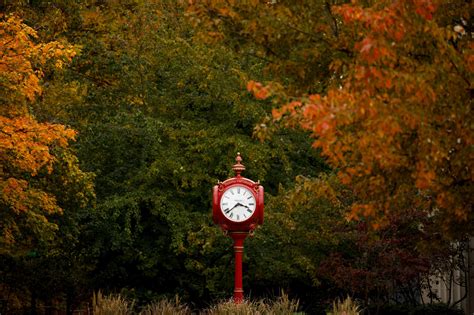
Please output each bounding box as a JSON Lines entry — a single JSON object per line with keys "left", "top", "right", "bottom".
{"left": 0, "top": 14, "right": 91, "bottom": 255}
{"left": 195, "top": 0, "right": 474, "bottom": 236}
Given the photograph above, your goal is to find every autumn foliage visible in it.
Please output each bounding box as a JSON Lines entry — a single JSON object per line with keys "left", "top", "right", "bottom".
{"left": 0, "top": 14, "right": 79, "bottom": 252}
{"left": 250, "top": 0, "right": 473, "bottom": 235}
{"left": 0, "top": 0, "right": 471, "bottom": 313}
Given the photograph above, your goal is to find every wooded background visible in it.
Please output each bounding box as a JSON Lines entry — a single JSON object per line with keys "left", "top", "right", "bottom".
{"left": 0, "top": 0, "right": 472, "bottom": 314}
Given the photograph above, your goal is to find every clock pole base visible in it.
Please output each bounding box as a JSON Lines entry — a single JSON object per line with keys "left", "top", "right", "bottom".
{"left": 230, "top": 231, "right": 248, "bottom": 303}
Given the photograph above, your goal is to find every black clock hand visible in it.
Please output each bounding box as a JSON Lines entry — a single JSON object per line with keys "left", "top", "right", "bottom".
{"left": 225, "top": 202, "right": 243, "bottom": 214}
{"left": 241, "top": 203, "right": 255, "bottom": 214}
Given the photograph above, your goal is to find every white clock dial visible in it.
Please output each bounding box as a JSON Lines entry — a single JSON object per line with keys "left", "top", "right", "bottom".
{"left": 220, "top": 185, "right": 256, "bottom": 222}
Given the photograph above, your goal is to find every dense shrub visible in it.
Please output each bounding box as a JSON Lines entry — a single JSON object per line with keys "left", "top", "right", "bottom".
{"left": 411, "top": 303, "right": 464, "bottom": 315}
{"left": 365, "top": 303, "right": 464, "bottom": 315}
{"left": 365, "top": 304, "right": 410, "bottom": 315}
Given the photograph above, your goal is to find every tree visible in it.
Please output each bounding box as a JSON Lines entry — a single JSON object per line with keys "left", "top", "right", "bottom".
{"left": 184, "top": 0, "right": 473, "bottom": 311}
{"left": 185, "top": 0, "right": 348, "bottom": 95}
{"left": 71, "top": 20, "right": 326, "bottom": 304}
{"left": 318, "top": 211, "right": 471, "bottom": 312}
{"left": 245, "top": 173, "right": 350, "bottom": 313}
{"left": 0, "top": 14, "right": 91, "bottom": 254}
{"left": 269, "top": 0, "right": 473, "bottom": 236}
{"left": 187, "top": 0, "right": 473, "bottom": 236}
{"left": 0, "top": 13, "right": 94, "bottom": 314}
{"left": 2, "top": 1, "right": 329, "bottom": 308}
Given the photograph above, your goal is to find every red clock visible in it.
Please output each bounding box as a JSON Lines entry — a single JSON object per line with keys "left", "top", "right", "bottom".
{"left": 212, "top": 154, "right": 264, "bottom": 232}
{"left": 212, "top": 153, "right": 264, "bottom": 303}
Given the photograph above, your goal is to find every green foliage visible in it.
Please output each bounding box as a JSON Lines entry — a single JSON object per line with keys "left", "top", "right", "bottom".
{"left": 53, "top": 0, "right": 327, "bottom": 304}
{"left": 245, "top": 174, "right": 347, "bottom": 297}
{"left": 0, "top": 1, "right": 327, "bottom": 309}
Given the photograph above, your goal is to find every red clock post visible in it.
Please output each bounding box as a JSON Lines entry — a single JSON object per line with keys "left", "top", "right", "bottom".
{"left": 212, "top": 153, "right": 264, "bottom": 303}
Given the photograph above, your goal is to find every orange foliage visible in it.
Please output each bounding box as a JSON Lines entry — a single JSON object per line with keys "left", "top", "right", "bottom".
{"left": 271, "top": 0, "right": 473, "bottom": 234}
{"left": 0, "top": 116, "right": 76, "bottom": 176}
{"left": 0, "top": 15, "right": 78, "bottom": 249}
{"left": 247, "top": 80, "right": 271, "bottom": 100}
{"left": 0, "top": 14, "right": 77, "bottom": 113}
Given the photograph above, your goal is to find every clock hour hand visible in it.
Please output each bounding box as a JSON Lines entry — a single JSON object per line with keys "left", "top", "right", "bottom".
{"left": 225, "top": 202, "right": 243, "bottom": 214}
{"left": 241, "top": 203, "right": 255, "bottom": 214}
{"left": 235, "top": 201, "right": 250, "bottom": 210}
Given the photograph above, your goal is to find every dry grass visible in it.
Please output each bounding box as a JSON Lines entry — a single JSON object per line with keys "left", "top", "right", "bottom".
{"left": 326, "top": 296, "right": 361, "bottom": 315}
{"left": 91, "top": 291, "right": 301, "bottom": 314}
{"left": 205, "top": 292, "right": 300, "bottom": 314}
{"left": 93, "top": 291, "right": 134, "bottom": 315}
{"left": 139, "top": 295, "right": 190, "bottom": 315}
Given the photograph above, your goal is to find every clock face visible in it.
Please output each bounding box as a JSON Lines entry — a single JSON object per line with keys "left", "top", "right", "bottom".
{"left": 220, "top": 185, "right": 256, "bottom": 222}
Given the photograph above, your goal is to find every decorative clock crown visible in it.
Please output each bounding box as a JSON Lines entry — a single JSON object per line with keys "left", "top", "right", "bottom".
{"left": 232, "top": 153, "right": 246, "bottom": 177}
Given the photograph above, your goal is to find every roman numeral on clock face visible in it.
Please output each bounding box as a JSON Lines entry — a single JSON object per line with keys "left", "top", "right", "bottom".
{"left": 220, "top": 185, "right": 257, "bottom": 222}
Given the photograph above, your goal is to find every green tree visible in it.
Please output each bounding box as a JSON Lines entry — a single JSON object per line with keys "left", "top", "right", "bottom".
{"left": 3, "top": 0, "right": 329, "bottom": 309}
{"left": 246, "top": 174, "right": 350, "bottom": 313}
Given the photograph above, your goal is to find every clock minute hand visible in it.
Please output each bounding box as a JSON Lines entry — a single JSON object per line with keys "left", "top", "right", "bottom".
{"left": 225, "top": 202, "right": 243, "bottom": 214}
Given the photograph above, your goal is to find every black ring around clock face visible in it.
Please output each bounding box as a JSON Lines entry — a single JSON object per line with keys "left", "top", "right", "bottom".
{"left": 220, "top": 185, "right": 256, "bottom": 222}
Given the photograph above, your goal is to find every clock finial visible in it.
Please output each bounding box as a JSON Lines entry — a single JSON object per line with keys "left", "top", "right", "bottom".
{"left": 232, "top": 152, "right": 246, "bottom": 177}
